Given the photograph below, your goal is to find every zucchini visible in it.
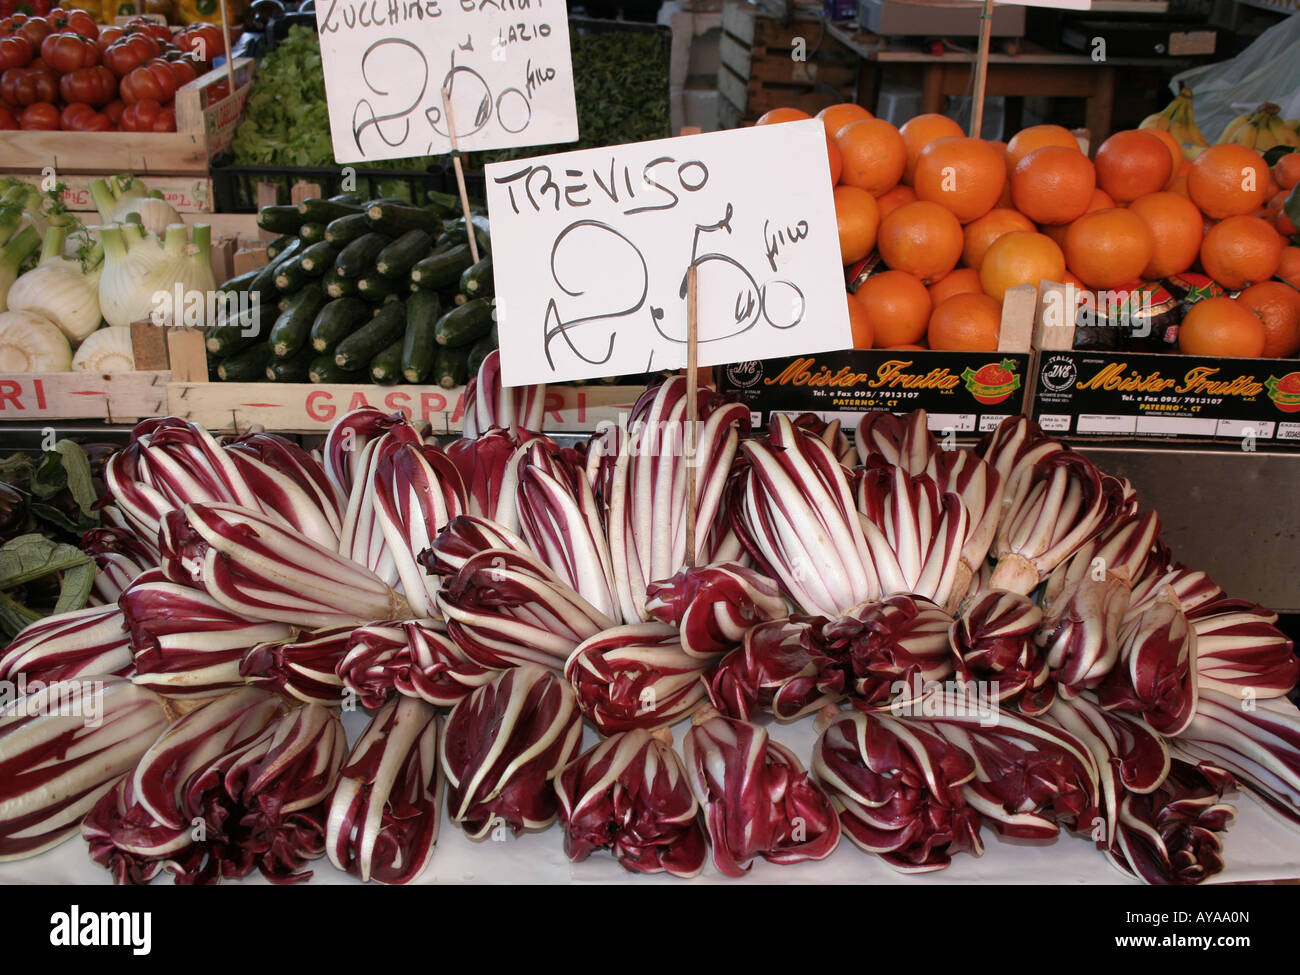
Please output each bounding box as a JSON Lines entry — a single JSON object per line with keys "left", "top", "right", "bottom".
{"left": 248, "top": 237, "right": 304, "bottom": 294}
{"left": 298, "top": 241, "right": 339, "bottom": 277}
{"left": 335, "top": 232, "right": 390, "bottom": 278}
{"left": 266, "top": 347, "right": 315, "bottom": 382}
{"left": 458, "top": 255, "right": 493, "bottom": 300}
{"left": 335, "top": 302, "right": 406, "bottom": 371}
{"left": 217, "top": 267, "right": 262, "bottom": 294}
{"left": 434, "top": 297, "right": 494, "bottom": 348}
{"left": 466, "top": 327, "right": 497, "bottom": 376}
{"left": 299, "top": 197, "right": 363, "bottom": 223}
{"left": 298, "top": 222, "right": 326, "bottom": 244}
{"left": 217, "top": 342, "right": 273, "bottom": 382}
{"left": 434, "top": 344, "right": 470, "bottom": 389}
{"left": 442, "top": 214, "right": 491, "bottom": 255}
{"left": 376, "top": 229, "right": 434, "bottom": 279}
{"left": 206, "top": 298, "right": 274, "bottom": 358}
{"left": 325, "top": 212, "right": 372, "bottom": 246}
{"left": 257, "top": 205, "right": 304, "bottom": 235}
{"left": 270, "top": 286, "right": 327, "bottom": 358}
{"left": 401, "top": 289, "right": 441, "bottom": 383}
{"left": 369, "top": 339, "right": 405, "bottom": 385}
{"left": 366, "top": 202, "right": 442, "bottom": 237}
{"left": 422, "top": 190, "right": 461, "bottom": 217}
{"left": 356, "top": 274, "right": 401, "bottom": 303}
{"left": 274, "top": 255, "right": 313, "bottom": 294}
{"left": 311, "top": 297, "right": 372, "bottom": 353}
{"left": 409, "top": 243, "right": 472, "bottom": 289}
{"left": 322, "top": 268, "right": 358, "bottom": 299}
{"left": 329, "top": 192, "right": 365, "bottom": 206}
{"left": 309, "top": 355, "right": 366, "bottom": 384}
{"left": 264, "top": 235, "right": 295, "bottom": 262}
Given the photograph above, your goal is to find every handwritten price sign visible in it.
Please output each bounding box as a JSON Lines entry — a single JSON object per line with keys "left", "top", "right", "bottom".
{"left": 315, "top": 0, "right": 579, "bottom": 164}
{"left": 485, "top": 120, "right": 853, "bottom": 387}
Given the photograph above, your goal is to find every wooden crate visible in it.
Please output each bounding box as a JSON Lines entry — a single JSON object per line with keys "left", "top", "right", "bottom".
{"left": 0, "top": 59, "right": 253, "bottom": 175}
{"left": 10, "top": 172, "right": 216, "bottom": 214}
{"left": 717, "top": 1, "right": 857, "bottom": 125}
{"left": 0, "top": 371, "right": 170, "bottom": 424}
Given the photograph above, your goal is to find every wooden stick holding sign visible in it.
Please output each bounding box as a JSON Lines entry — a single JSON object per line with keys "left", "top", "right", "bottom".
{"left": 218, "top": 0, "right": 236, "bottom": 102}
{"left": 684, "top": 263, "right": 699, "bottom": 569}
{"left": 968, "top": 0, "right": 995, "bottom": 138}
{"left": 441, "top": 85, "right": 481, "bottom": 266}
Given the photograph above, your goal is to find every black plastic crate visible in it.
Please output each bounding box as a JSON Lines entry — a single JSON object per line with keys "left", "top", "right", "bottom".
{"left": 210, "top": 157, "right": 458, "bottom": 212}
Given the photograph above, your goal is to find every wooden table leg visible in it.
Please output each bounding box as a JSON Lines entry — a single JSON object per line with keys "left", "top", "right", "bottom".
{"left": 856, "top": 57, "right": 879, "bottom": 114}
{"left": 1086, "top": 66, "right": 1116, "bottom": 146}
{"left": 922, "top": 64, "right": 944, "bottom": 114}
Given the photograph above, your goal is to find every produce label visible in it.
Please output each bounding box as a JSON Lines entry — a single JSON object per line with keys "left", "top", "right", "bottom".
{"left": 314, "top": 0, "right": 579, "bottom": 163}
{"left": 1032, "top": 350, "right": 1300, "bottom": 447}
{"left": 714, "top": 350, "right": 1032, "bottom": 433}
{"left": 485, "top": 120, "right": 852, "bottom": 386}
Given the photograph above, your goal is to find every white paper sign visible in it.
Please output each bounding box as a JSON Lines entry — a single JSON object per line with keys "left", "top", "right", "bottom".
{"left": 995, "top": 0, "right": 1092, "bottom": 10}
{"left": 485, "top": 120, "right": 853, "bottom": 387}
{"left": 315, "top": 0, "right": 579, "bottom": 164}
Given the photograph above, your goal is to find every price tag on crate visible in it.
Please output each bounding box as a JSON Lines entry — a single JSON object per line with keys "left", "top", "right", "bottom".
{"left": 314, "top": 0, "right": 579, "bottom": 163}
{"left": 484, "top": 119, "right": 853, "bottom": 386}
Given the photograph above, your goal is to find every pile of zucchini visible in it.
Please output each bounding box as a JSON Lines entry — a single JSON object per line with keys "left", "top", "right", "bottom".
{"left": 207, "top": 194, "right": 497, "bottom": 387}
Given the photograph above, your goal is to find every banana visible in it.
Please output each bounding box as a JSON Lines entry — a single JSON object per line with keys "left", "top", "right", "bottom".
{"left": 1270, "top": 116, "right": 1300, "bottom": 149}
{"left": 1170, "top": 89, "right": 1209, "bottom": 157}
{"left": 1255, "top": 113, "right": 1279, "bottom": 152}
{"left": 1217, "top": 112, "right": 1252, "bottom": 146}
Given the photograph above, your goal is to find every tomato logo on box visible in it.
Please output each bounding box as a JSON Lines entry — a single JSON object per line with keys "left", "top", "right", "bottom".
{"left": 1265, "top": 372, "right": 1300, "bottom": 414}
{"left": 961, "top": 359, "right": 1022, "bottom": 406}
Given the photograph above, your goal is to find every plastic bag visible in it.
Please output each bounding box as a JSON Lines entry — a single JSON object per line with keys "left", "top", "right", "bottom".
{"left": 1172, "top": 13, "right": 1300, "bottom": 144}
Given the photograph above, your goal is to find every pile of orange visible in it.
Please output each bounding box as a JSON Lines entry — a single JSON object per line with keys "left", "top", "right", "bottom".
{"left": 754, "top": 104, "right": 1300, "bottom": 358}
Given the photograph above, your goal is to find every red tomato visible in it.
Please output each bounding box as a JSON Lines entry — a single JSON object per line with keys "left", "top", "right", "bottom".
{"left": 206, "top": 79, "right": 229, "bottom": 102}
{"left": 60, "top": 101, "right": 110, "bottom": 130}
{"left": 0, "top": 15, "right": 26, "bottom": 37}
{"left": 0, "top": 103, "right": 16, "bottom": 129}
{"left": 59, "top": 64, "right": 115, "bottom": 107}
{"left": 0, "top": 65, "right": 56, "bottom": 106}
{"left": 39, "top": 32, "right": 99, "bottom": 72}
{"left": 96, "top": 26, "right": 123, "bottom": 52}
{"left": 103, "top": 98, "right": 125, "bottom": 124}
{"left": 53, "top": 9, "right": 98, "bottom": 40}
{"left": 102, "top": 34, "right": 159, "bottom": 78}
{"left": 120, "top": 97, "right": 175, "bottom": 132}
{"left": 19, "top": 101, "right": 58, "bottom": 129}
{"left": 175, "top": 23, "right": 222, "bottom": 63}
{"left": 123, "top": 17, "right": 172, "bottom": 44}
{"left": 119, "top": 58, "right": 180, "bottom": 104}
{"left": 15, "top": 16, "right": 52, "bottom": 49}
{"left": 0, "top": 32, "right": 31, "bottom": 69}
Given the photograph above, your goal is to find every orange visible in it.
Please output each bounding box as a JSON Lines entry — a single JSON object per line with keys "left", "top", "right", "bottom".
{"left": 836, "top": 118, "right": 907, "bottom": 197}
{"left": 979, "top": 231, "right": 1066, "bottom": 301}
{"left": 755, "top": 107, "right": 812, "bottom": 125}
{"left": 962, "top": 207, "right": 1035, "bottom": 270}
{"left": 1094, "top": 130, "right": 1174, "bottom": 204}
{"left": 1005, "top": 124, "right": 1079, "bottom": 171}
{"left": 1178, "top": 297, "right": 1266, "bottom": 357}
{"left": 1145, "top": 129, "right": 1185, "bottom": 188}
{"left": 1280, "top": 247, "right": 1300, "bottom": 289}
{"left": 1187, "top": 144, "right": 1270, "bottom": 220}
{"left": 876, "top": 184, "right": 917, "bottom": 220}
{"left": 1236, "top": 281, "right": 1300, "bottom": 357}
{"left": 1039, "top": 188, "right": 1115, "bottom": 250}
{"left": 927, "top": 293, "right": 1002, "bottom": 351}
{"left": 1088, "top": 187, "right": 1116, "bottom": 211}
{"left": 847, "top": 289, "right": 874, "bottom": 349}
{"left": 1011, "top": 146, "right": 1095, "bottom": 225}
{"left": 899, "top": 113, "right": 965, "bottom": 185}
{"left": 833, "top": 184, "right": 881, "bottom": 265}
{"left": 1128, "top": 191, "right": 1204, "bottom": 280}
{"left": 1277, "top": 205, "right": 1298, "bottom": 238}
{"left": 1064, "top": 209, "right": 1153, "bottom": 290}
{"left": 928, "top": 267, "right": 984, "bottom": 306}
{"left": 890, "top": 343, "right": 929, "bottom": 350}
{"left": 913, "top": 136, "right": 1006, "bottom": 223}
{"left": 1200, "top": 215, "right": 1284, "bottom": 290}
{"left": 877, "top": 200, "right": 964, "bottom": 283}
{"left": 817, "top": 103, "right": 873, "bottom": 140}
{"left": 1276, "top": 154, "right": 1300, "bottom": 191}
{"left": 855, "top": 270, "right": 932, "bottom": 348}
{"left": 826, "top": 133, "right": 842, "bottom": 185}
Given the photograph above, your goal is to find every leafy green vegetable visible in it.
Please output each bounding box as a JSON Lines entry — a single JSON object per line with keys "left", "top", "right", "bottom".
{"left": 0, "top": 534, "right": 94, "bottom": 639}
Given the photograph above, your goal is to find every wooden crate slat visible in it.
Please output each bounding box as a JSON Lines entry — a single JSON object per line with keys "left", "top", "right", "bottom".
{"left": 718, "top": 62, "right": 750, "bottom": 113}
{"left": 719, "top": 30, "right": 753, "bottom": 80}
{"left": 746, "top": 53, "right": 857, "bottom": 86}
{"left": 0, "top": 371, "right": 170, "bottom": 423}
{"left": 166, "top": 382, "right": 647, "bottom": 435}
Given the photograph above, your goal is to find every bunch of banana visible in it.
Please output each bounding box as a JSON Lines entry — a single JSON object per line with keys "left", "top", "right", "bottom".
{"left": 1217, "top": 103, "right": 1300, "bottom": 151}
{"left": 1140, "top": 88, "right": 1209, "bottom": 160}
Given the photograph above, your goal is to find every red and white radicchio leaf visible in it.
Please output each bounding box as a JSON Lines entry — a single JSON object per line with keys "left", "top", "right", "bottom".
{"left": 644, "top": 561, "right": 787, "bottom": 658}
{"left": 439, "top": 665, "right": 582, "bottom": 839}
{"left": 1097, "top": 593, "right": 1198, "bottom": 737}
{"left": 339, "top": 618, "right": 498, "bottom": 710}
{"left": 1189, "top": 598, "right": 1298, "bottom": 700}
{"left": 820, "top": 595, "right": 953, "bottom": 708}
{"left": 0, "top": 604, "right": 133, "bottom": 685}
{"left": 708, "top": 616, "right": 848, "bottom": 722}
{"left": 241, "top": 626, "right": 354, "bottom": 708}
{"left": 326, "top": 696, "right": 443, "bottom": 884}
{"left": 683, "top": 710, "right": 841, "bottom": 877}
{"left": 948, "top": 589, "right": 1048, "bottom": 705}
{"left": 556, "top": 728, "right": 707, "bottom": 878}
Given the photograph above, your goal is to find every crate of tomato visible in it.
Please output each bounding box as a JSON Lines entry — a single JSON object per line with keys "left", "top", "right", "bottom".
{"left": 0, "top": 11, "right": 250, "bottom": 174}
